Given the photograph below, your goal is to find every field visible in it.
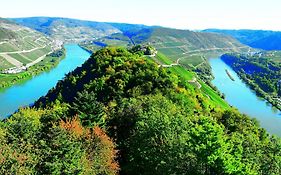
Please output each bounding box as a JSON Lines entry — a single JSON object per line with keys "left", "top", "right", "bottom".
{"left": 0, "top": 50, "right": 65, "bottom": 89}
{"left": 0, "top": 56, "right": 14, "bottom": 69}
{"left": 0, "top": 19, "right": 57, "bottom": 70}
{"left": 151, "top": 52, "right": 229, "bottom": 109}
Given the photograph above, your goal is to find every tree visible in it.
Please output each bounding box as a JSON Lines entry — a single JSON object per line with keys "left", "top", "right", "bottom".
{"left": 71, "top": 90, "right": 106, "bottom": 127}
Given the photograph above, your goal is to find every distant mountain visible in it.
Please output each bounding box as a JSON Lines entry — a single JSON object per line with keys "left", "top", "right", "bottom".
{"left": 250, "top": 33, "right": 281, "bottom": 50}
{"left": 11, "top": 17, "right": 247, "bottom": 55}
{"left": 87, "top": 27, "right": 248, "bottom": 56}
{"left": 81, "top": 27, "right": 248, "bottom": 81}
{"left": 11, "top": 17, "right": 153, "bottom": 43}
{"left": 0, "top": 18, "right": 61, "bottom": 71}
{"left": 203, "top": 29, "right": 281, "bottom": 50}
{"left": 10, "top": 17, "right": 249, "bottom": 61}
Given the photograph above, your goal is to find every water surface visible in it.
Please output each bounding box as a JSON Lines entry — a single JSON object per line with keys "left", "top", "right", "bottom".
{"left": 209, "top": 58, "right": 281, "bottom": 136}
{"left": 0, "top": 44, "right": 91, "bottom": 118}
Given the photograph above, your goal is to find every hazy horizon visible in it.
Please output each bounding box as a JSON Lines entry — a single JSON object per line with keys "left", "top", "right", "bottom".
{"left": 1, "top": 0, "right": 281, "bottom": 31}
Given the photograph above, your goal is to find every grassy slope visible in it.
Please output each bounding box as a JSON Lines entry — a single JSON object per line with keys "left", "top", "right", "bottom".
{"left": 152, "top": 52, "right": 229, "bottom": 109}
{"left": 144, "top": 28, "right": 249, "bottom": 68}
{"left": 0, "top": 18, "right": 55, "bottom": 70}
{"left": 0, "top": 49, "right": 66, "bottom": 89}
{"left": 84, "top": 27, "right": 249, "bottom": 69}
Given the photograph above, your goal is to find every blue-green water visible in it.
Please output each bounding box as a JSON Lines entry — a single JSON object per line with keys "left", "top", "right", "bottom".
{"left": 0, "top": 44, "right": 91, "bottom": 118}
{"left": 209, "top": 58, "right": 281, "bottom": 136}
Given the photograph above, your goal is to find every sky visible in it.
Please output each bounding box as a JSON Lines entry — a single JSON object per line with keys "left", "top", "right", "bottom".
{"left": 0, "top": 0, "right": 281, "bottom": 30}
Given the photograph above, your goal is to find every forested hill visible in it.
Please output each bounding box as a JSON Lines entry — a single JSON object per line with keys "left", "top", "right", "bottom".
{"left": 8, "top": 46, "right": 276, "bottom": 174}
{"left": 203, "top": 29, "right": 281, "bottom": 50}
{"left": 81, "top": 27, "right": 249, "bottom": 83}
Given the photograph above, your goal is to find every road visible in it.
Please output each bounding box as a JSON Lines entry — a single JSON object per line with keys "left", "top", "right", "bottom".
{"left": 1, "top": 54, "right": 23, "bottom": 67}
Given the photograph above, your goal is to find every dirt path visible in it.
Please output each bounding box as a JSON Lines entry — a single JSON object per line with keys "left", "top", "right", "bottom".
{"left": 0, "top": 45, "right": 46, "bottom": 55}
{"left": 26, "top": 51, "right": 52, "bottom": 67}
{"left": 1, "top": 54, "right": 23, "bottom": 67}
{"left": 181, "top": 46, "right": 248, "bottom": 54}
{"left": 159, "top": 63, "right": 178, "bottom": 68}
{"left": 188, "top": 77, "right": 202, "bottom": 89}
{"left": 0, "top": 41, "right": 8, "bottom": 45}
{"left": 34, "top": 37, "right": 43, "bottom": 42}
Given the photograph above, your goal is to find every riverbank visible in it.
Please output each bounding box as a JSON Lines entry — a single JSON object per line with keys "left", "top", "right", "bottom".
{"left": 78, "top": 44, "right": 95, "bottom": 54}
{"left": 235, "top": 71, "right": 281, "bottom": 111}
{"left": 209, "top": 58, "right": 281, "bottom": 136}
{"left": 221, "top": 54, "right": 281, "bottom": 111}
{"left": 0, "top": 44, "right": 91, "bottom": 118}
{"left": 0, "top": 48, "right": 66, "bottom": 90}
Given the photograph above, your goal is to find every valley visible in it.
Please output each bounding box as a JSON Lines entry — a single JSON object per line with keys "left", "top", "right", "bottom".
{"left": 210, "top": 57, "right": 281, "bottom": 135}
{"left": 11, "top": 17, "right": 121, "bottom": 43}
{"left": 1, "top": 17, "right": 280, "bottom": 130}
{"left": 0, "top": 18, "right": 64, "bottom": 89}
{"left": 0, "top": 15, "right": 281, "bottom": 174}
{"left": 0, "top": 44, "right": 90, "bottom": 117}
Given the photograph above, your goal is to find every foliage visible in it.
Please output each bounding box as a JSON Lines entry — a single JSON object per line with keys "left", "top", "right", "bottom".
{"left": 0, "top": 108, "right": 119, "bottom": 175}
{"left": 1, "top": 46, "right": 281, "bottom": 174}
{"left": 110, "top": 94, "right": 281, "bottom": 175}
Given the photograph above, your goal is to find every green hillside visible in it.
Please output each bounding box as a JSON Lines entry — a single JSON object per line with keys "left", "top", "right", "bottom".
{"left": 0, "top": 18, "right": 65, "bottom": 89}
{"left": 0, "top": 18, "right": 62, "bottom": 71}
{"left": 81, "top": 27, "right": 249, "bottom": 81}
{"left": 142, "top": 28, "right": 248, "bottom": 69}
{"left": 11, "top": 17, "right": 155, "bottom": 44}
{"left": 1, "top": 47, "right": 279, "bottom": 174}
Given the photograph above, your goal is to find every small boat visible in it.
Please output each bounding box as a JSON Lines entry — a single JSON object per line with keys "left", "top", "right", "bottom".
{"left": 225, "top": 69, "right": 235, "bottom": 81}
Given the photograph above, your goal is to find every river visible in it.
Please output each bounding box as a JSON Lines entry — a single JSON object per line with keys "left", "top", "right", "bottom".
{"left": 0, "top": 44, "right": 91, "bottom": 118}
{"left": 209, "top": 58, "right": 281, "bottom": 136}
